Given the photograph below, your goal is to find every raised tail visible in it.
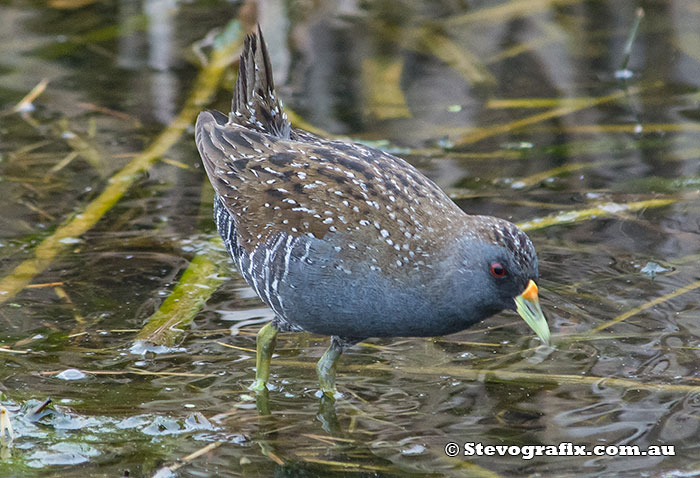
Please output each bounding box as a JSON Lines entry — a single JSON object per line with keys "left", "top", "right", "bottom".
{"left": 231, "top": 25, "right": 291, "bottom": 138}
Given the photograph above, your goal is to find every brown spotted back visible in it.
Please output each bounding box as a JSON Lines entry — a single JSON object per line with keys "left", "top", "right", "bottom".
{"left": 196, "top": 27, "right": 472, "bottom": 271}
{"left": 195, "top": 111, "right": 468, "bottom": 272}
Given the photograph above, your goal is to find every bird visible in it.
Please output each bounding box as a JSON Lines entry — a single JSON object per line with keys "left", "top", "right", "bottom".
{"left": 195, "top": 25, "right": 550, "bottom": 398}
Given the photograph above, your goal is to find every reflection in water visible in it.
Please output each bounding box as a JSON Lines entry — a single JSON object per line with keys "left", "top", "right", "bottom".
{"left": 117, "top": 0, "right": 179, "bottom": 123}
{"left": 145, "top": 0, "right": 177, "bottom": 124}
{"left": 117, "top": 0, "right": 142, "bottom": 70}
{"left": 257, "top": 0, "right": 291, "bottom": 86}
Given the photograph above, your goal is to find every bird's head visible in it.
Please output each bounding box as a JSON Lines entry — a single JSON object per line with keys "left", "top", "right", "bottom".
{"left": 453, "top": 216, "right": 550, "bottom": 344}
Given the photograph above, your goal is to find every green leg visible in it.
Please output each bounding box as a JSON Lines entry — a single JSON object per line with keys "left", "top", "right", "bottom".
{"left": 317, "top": 337, "right": 345, "bottom": 398}
{"left": 249, "top": 322, "right": 279, "bottom": 393}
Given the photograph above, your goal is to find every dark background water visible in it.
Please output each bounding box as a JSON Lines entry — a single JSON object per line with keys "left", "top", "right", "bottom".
{"left": 1, "top": 0, "right": 700, "bottom": 477}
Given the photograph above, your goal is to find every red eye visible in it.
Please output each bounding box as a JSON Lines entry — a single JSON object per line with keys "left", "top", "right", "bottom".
{"left": 490, "top": 262, "right": 507, "bottom": 278}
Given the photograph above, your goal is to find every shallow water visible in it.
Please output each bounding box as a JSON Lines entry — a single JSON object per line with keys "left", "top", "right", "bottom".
{"left": 1, "top": 0, "right": 700, "bottom": 477}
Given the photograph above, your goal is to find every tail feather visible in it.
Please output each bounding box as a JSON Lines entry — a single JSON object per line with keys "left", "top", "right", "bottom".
{"left": 231, "top": 25, "right": 290, "bottom": 138}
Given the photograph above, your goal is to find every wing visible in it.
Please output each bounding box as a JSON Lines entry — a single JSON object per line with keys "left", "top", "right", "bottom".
{"left": 195, "top": 110, "right": 465, "bottom": 269}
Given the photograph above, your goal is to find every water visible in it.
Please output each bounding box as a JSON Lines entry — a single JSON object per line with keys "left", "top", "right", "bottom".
{"left": 1, "top": 0, "right": 700, "bottom": 476}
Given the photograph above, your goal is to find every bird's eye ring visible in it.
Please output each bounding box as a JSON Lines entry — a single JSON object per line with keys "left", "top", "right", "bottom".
{"left": 490, "top": 262, "right": 507, "bottom": 278}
